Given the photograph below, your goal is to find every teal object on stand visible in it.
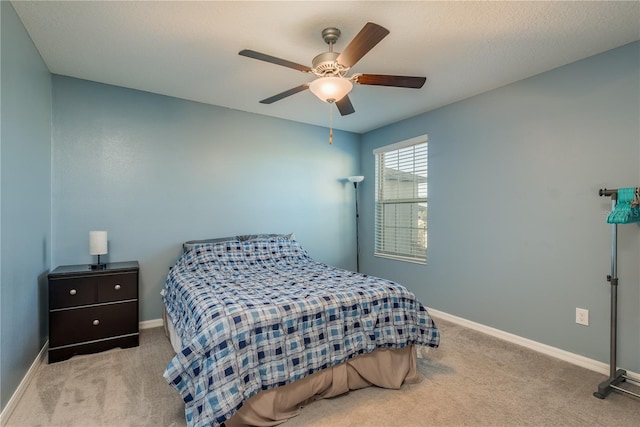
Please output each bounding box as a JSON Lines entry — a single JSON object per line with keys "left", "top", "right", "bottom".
{"left": 606, "top": 187, "right": 640, "bottom": 224}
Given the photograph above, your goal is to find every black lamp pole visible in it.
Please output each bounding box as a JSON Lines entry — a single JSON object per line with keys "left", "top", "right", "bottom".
{"left": 347, "top": 176, "right": 364, "bottom": 273}
{"left": 353, "top": 181, "right": 360, "bottom": 273}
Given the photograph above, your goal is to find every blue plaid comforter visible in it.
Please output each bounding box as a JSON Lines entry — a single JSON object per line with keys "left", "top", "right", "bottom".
{"left": 163, "top": 239, "right": 439, "bottom": 427}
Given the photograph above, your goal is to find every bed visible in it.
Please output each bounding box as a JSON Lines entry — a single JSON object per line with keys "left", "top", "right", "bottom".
{"left": 162, "top": 236, "right": 440, "bottom": 427}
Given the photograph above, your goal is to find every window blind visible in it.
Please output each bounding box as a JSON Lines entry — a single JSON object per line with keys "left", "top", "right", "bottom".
{"left": 374, "top": 136, "right": 427, "bottom": 263}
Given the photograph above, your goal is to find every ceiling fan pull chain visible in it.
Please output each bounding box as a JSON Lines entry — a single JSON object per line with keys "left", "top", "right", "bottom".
{"left": 329, "top": 102, "right": 333, "bottom": 144}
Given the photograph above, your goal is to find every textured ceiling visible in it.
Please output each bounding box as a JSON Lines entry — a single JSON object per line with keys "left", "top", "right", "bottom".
{"left": 11, "top": 1, "right": 640, "bottom": 133}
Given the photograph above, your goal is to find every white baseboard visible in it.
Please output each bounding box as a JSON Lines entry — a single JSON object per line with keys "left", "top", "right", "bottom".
{"left": 139, "top": 318, "right": 163, "bottom": 330}
{"left": 0, "top": 340, "right": 48, "bottom": 425}
{"left": 427, "top": 307, "right": 640, "bottom": 382}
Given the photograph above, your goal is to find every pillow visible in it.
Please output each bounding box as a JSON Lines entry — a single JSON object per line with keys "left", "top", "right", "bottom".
{"left": 235, "top": 233, "right": 295, "bottom": 242}
{"left": 182, "top": 236, "right": 238, "bottom": 253}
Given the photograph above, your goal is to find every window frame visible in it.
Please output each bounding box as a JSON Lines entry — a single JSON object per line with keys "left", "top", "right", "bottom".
{"left": 373, "top": 135, "right": 428, "bottom": 264}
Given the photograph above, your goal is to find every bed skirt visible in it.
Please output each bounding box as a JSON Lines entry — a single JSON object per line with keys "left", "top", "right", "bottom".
{"left": 163, "top": 308, "right": 422, "bottom": 426}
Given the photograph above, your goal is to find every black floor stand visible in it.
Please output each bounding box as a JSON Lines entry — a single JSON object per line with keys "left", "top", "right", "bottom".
{"left": 594, "top": 189, "right": 640, "bottom": 400}
{"left": 594, "top": 369, "right": 637, "bottom": 399}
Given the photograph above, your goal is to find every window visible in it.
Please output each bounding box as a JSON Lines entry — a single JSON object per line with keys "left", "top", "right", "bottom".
{"left": 374, "top": 135, "right": 428, "bottom": 264}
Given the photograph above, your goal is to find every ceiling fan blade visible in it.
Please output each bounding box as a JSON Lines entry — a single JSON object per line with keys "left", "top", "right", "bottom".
{"left": 259, "top": 84, "right": 309, "bottom": 104}
{"left": 239, "top": 49, "right": 311, "bottom": 73}
{"left": 337, "top": 22, "right": 390, "bottom": 68}
{"left": 355, "top": 74, "right": 426, "bottom": 89}
{"left": 335, "top": 96, "right": 355, "bottom": 116}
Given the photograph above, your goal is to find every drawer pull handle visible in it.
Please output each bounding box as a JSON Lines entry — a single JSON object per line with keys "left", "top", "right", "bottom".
{"left": 69, "top": 289, "right": 77, "bottom": 296}
{"left": 93, "top": 319, "right": 100, "bottom": 326}
{"left": 114, "top": 284, "right": 121, "bottom": 290}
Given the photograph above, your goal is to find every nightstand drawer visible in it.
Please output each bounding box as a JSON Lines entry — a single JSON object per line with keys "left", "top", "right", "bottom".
{"left": 49, "top": 277, "right": 97, "bottom": 309}
{"left": 97, "top": 273, "right": 137, "bottom": 303}
{"left": 49, "top": 301, "right": 138, "bottom": 348}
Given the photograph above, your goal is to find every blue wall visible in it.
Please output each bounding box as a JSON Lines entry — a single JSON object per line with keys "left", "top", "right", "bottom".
{"left": 0, "top": 1, "right": 52, "bottom": 410}
{"left": 360, "top": 42, "right": 640, "bottom": 372}
{"left": 51, "top": 76, "right": 361, "bottom": 322}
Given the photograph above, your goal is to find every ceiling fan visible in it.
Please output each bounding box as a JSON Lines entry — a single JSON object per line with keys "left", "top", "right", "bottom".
{"left": 239, "top": 22, "right": 426, "bottom": 116}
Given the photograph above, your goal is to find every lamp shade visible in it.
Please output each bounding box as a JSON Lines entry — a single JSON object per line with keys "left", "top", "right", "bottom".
{"left": 347, "top": 176, "right": 364, "bottom": 183}
{"left": 309, "top": 77, "right": 353, "bottom": 103}
{"left": 89, "top": 231, "right": 108, "bottom": 255}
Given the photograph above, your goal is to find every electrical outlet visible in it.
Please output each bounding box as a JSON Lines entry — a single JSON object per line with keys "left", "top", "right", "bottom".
{"left": 576, "top": 308, "right": 589, "bottom": 326}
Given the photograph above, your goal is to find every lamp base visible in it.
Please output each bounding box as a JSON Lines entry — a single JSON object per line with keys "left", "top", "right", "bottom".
{"left": 90, "top": 263, "right": 107, "bottom": 270}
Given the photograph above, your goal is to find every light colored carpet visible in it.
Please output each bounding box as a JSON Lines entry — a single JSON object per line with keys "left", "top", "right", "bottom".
{"left": 5, "top": 318, "right": 640, "bottom": 426}
{"left": 6, "top": 327, "right": 184, "bottom": 427}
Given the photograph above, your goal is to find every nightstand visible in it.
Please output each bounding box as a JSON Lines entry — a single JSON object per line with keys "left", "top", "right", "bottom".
{"left": 48, "top": 261, "right": 139, "bottom": 363}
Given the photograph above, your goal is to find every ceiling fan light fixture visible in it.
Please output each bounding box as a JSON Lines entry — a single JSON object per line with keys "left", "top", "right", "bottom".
{"left": 309, "top": 77, "right": 353, "bottom": 103}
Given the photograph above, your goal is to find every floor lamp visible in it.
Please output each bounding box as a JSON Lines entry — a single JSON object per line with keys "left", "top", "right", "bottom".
{"left": 348, "top": 176, "right": 364, "bottom": 272}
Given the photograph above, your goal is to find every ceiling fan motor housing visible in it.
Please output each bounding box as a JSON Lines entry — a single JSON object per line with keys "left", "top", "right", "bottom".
{"left": 312, "top": 51, "right": 344, "bottom": 76}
